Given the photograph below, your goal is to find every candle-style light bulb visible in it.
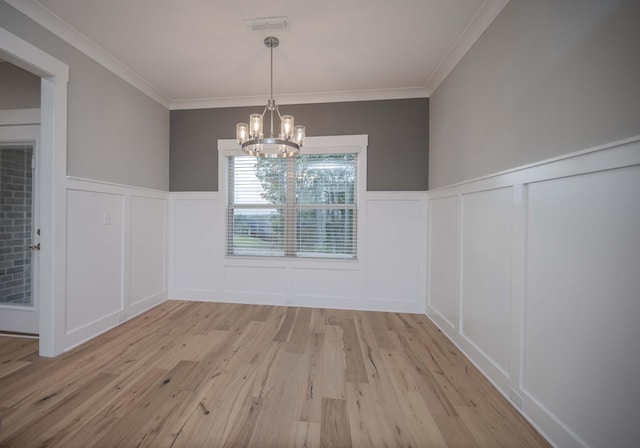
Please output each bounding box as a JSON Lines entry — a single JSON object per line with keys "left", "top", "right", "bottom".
{"left": 250, "top": 114, "right": 263, "bottom": 138}
{"left": 236, "top": 123, "right": 248, "bottom": 144}
{"left": 281, "top": 115, "right": 294, "bottom": 139}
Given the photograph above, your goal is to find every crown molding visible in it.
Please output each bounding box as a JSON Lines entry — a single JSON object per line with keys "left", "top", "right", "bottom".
{"left": 5, "top": 0, "right": 172, "bottom": 108}
{"left": 169, "top": 86, "right": 429, "bottom": 110}
{"left": 423, "top": 0, "right": 511, "bottom": 96}
{"left": 6, "top": 0, "right": 508, "bottom": 110}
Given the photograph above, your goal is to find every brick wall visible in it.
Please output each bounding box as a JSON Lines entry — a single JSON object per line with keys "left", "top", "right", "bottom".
{"left": 0, "top": 146, "right": 33, "bottom": 305}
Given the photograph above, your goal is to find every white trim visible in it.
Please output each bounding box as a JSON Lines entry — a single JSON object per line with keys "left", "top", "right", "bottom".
{"left": 0, "top": 304, "right": 36, "bottom": 311}
{"left": 0, "top": 124, "right": 40, "bottom": 142}
{"left": 428, "top": 134, "right": 640, "bottom": 195}
{"left": 0, "top": 28, "right": 68, "bottom": 81}
{"left": 509, "top": 183, "right": 526, "bottom": 394}
{"left": 65, "top": 176, "right": 168, "bottom": 195}
{"left": 365, "top": 191, "right": 427, "bottom": 201}
{"left": 5, "top": 0, "right": 170, "bottom": 108}
{"left": 424, "top": 0, "right": 511, "bottom": 95}
{"left": 218, "top": 134, "right": 367, "bottom": 262}
{"left": 59, "top": 294, "right": 165, "bottom": 353}
{"left": 170, "top": 87, "right": 429, "bottom": 110}
{"left": 169, "top": 191, "right": 220, "bottom": 199}
{"left": 0, "top": 333, "right": 39, "bottom": 339}
{"left": 0, "top": 25, "right": 69, "bottom": 356}
{"left": 0, "top": 108, "right": 40, "bottom": 126}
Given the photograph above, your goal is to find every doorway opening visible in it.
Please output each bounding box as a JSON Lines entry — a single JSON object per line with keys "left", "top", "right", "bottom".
{"left": 1, "top": 24, "right": 69, "bottom": 356}
{"left": 0, "top": 142, "right": 38, "bottom": 335}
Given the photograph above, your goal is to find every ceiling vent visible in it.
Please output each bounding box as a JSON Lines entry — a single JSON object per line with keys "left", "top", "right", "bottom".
{"left": 245, "top": 16, "right": 289, "bottom": 31}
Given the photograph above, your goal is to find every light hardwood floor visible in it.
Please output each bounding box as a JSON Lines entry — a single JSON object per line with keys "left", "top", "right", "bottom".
{"left": 0, "top": 301, "right": 549, "bottom": 447}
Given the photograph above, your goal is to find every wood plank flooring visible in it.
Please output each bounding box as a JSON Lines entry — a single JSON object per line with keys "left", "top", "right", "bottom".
{"left": 0, "top": 301, "right": 549, "bottom": 447}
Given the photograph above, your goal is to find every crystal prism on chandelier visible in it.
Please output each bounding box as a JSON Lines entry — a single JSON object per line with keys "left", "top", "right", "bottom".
{"left": 236, "top": 37, "right": 305, "bottom": 158}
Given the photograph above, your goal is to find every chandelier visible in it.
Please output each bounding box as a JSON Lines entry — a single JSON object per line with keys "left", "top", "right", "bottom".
{"left": 236, "top": 37, "right": 305, "bottom": 158}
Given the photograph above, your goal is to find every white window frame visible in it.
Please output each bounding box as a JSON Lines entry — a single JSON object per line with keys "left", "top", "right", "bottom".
{"left": 218, "top": 135, "right": 368, "bottom": 264}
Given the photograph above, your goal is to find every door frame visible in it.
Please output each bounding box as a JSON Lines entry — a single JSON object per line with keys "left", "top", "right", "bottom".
{"left": 0, "top": 124, "right": 40, "bottom": 333}
{"left": 1, "top": 26, "right": 69, "bottom": 356}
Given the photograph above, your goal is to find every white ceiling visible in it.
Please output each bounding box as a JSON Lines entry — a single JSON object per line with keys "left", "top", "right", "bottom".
{"left": 7, "top": 0, "right": 510, "bottom": 109}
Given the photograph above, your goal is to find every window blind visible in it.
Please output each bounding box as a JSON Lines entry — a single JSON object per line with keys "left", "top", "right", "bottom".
{"left": 226, "top": 153, "right": 357, "bottom": 259}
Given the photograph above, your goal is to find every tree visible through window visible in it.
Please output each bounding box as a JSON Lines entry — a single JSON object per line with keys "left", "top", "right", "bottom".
{"left": 227, "top": 153, "right": 357, "bottom": 259}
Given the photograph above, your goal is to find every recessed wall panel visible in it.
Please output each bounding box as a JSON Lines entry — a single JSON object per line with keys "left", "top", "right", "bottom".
{"left": 461, "top": 187, "right": 512, "bottom": 375}
{"left": 524, "top": 166, "right": 640, "bottom": 447}
{"left": 130, "top": 196, "right": 166, "bottom": 304}
{"left": 173, "top": 198, "right": 218, "bottom": 291}
{"left": 224, "top": 266, "right": 287, "bottom": 296}
{"left": 66, "top": 189, "right": 123, "bottom": 333}
{"left": 428, "top": 195, "right": 458, "bottom": 327}
{"left": 366, "top": 200, "right": 421, "bottom": 303}
{"left": 293, "top": 268, "right": 358, "bottom": 300}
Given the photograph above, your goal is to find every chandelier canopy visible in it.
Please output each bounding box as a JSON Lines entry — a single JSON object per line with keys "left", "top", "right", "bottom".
{"left": 236, "top": 37, "right": 305, "bottom": 158}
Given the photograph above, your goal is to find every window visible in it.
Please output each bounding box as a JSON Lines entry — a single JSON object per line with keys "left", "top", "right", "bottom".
{"left": 226, "top": 152, "right": 358, "bottom": 259}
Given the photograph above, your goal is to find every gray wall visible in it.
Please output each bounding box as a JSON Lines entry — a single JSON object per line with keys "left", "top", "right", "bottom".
{"left": 0, "top": 2, "right": 170, "bottom": 190}
{"left": 170, "top": 98, "right": 429, "bottom": 191}
{"left": 429, "top": 0, "right": 640, "bottom": 188}
{"left": 0, "top": 62, "right": 40, "bottom": 109}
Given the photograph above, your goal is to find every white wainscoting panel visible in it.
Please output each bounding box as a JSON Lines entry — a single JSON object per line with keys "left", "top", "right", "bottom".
{"left": 461, "top": 187, "right": 512, "bottom": 378}
{"left": 427, "top": 195, "right": 459, "bottom": 328}
{"left": 63, "top": 178, "right": 168, "bottom": 351}
{"left": 293, "top": 267, "right": 359, "bottom": 302}
{"left": 169, "top": 191, "right": 427, "bottom": 313}
{"left": 524, "top": 165, "right": 640, "bottom": 448}
{"left": 365, "top": 195, "right": 426, "bottom": 313}
{"left": 426, "top": 136, "right": 640, "bottom": 448}
{"left": 65, "top": 188, "right": 124, "bottom": 334}
{"left": 224, "top": 265, "right": 288, "bottom": 299}
{"left": 129, "top": 195, "right": 167, "bottom": 308}
{"left": 170, "top": 195, "right": 220, "bottom": 296}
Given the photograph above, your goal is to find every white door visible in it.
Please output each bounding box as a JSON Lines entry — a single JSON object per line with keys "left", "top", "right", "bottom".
{"left": 0, "top": 126, "right": 39, "bottom": 335}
